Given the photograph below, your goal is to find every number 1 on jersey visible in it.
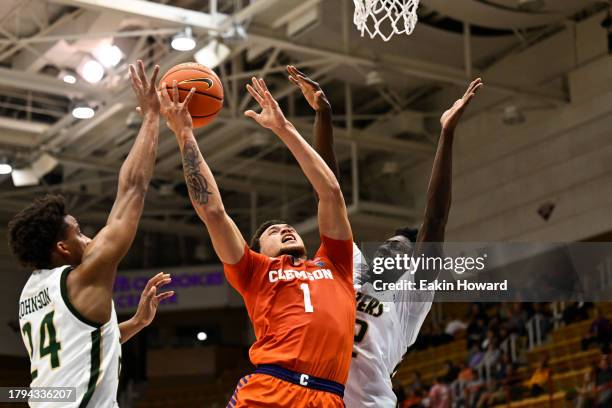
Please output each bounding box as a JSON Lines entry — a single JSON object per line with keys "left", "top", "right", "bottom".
{"left": 300, "top": 283, "right": 314, "bottom": 313}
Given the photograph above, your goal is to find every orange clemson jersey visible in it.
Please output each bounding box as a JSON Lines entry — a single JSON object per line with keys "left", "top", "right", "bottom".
{"left": 223, "top": 235, "right": 356, "bottom": 384}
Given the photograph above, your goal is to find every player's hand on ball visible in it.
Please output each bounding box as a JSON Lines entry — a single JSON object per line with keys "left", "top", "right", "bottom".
{"left": 244, "top": 77, "right": 288, "bottom": 131}
{"left": 440, "top": 78, "right": 483, "bottom": 132}
{"left": 133, "top": 272, "right": 174, "bottom": 327}
{"left": 159, "top": 80, "right": 196, "bottom": 136}
{"left": 286, "top": 65, "right": 330, "bottom": 112}
{"left": 129, "top": 60, "right": 160, "bottom": 116}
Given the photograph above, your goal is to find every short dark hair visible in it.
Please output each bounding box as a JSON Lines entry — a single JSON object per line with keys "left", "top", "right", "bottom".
{"left": 250, "top": 219, "right": 287, "bottom": 253}
{"left": 7, "top": 195, "right": 68, "bottom": 269}
{"left": 393, "top": 227, "right": 418, "bottom": 243}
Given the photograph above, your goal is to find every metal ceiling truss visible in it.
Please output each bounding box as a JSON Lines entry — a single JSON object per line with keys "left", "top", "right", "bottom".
{"left": 0, "top": 0, "right": 587, "bottom": 243}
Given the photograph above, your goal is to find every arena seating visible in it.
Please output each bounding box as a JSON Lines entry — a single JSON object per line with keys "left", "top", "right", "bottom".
{"left": 130, "top": 303, "right": 610, "bottom": 407}
{"left": 392, "top": 303, "right": 610, "bottom": 408}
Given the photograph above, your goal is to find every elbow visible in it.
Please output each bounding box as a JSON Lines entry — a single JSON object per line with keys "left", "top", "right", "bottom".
{"left": 119, "top": 172, "right": 150, "bottom": 196}
{"left": 319, "top": 181, "right": 344, "bottom": 203}
{"left": 120, "top": 181, "right": 148, "bottom": 199}
{"left": 200, "top": 205, "right": 227, "bottom": 224}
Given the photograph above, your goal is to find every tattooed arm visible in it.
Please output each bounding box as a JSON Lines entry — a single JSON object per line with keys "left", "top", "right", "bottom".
{"left": 159, "top": 81, "right": 246, "bottom": 264}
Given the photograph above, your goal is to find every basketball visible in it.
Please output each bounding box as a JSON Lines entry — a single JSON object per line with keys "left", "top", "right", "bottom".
{"left": 159, "top": 62, "right": 224, "bottom": 128}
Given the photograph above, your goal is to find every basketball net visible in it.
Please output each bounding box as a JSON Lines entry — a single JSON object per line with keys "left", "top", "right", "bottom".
{"left": 353, "top": 0, "right": 420, "bottom": 42}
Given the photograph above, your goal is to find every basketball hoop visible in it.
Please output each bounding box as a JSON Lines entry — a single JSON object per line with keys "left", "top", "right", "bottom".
{"left": 353, "top": 0, "right": 420, "bottom": 42}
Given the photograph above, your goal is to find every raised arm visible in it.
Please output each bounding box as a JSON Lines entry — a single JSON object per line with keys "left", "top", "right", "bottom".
{"left": 160, "top": 81, "right": 246, "bottom": 265}
{"left": 416, "top": 78, "right": 483, "bottom": 245}
{"left": 119, "top": 272, "right": 174, "bottom": 343}
{"left": 286, "top": 66, "right": 338, "bottom": 178}
{"left": 412, "top": 79, "right": 482, "bottom": 287}
{"left": 70, "top": 61, "right": 161, "bottom": 323}
{"left": 245, "top": 77, "right": 351, "bottom": 240}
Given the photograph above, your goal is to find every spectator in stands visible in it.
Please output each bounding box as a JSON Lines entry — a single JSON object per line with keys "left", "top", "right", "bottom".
{"left": 409, "top": 370, "right": 426, "bottom": 393}
{"left": 451, "top": 362, "right": 472, "bottom": 407}
{"left": 414, "top": 322, "right": 453, "bottom": 350}
{"left": 429, "top": 376, "right": 453, "bottom": 408}
{"left": 581, "top": 308, "right": 611, "bottom": 354}
{"left": 562, "top": 302, "right": 592, "bottom": 325}
{"left": 442, "top": 360, "right": 460, "bottom": 384}
{"left": 402, "top": 388, "right": 425, "bottom": 408}
{"left": 467, "top": 317, "right": 487, "bottom": 349}
{"left": 523, "top": 355, "right": 551, "bottom": 397}
{"left": 464, "top": 369, "right": 486, "bottom": 408}
{"left": 467, "top": 304, "right": 488, "bottom": 324}
{"left": 594, "top": 353, "right": 612, "bottom": 407}
{"left": 477, "top": 361, "right": 521, "bottom": 408}
{"left": 475, "top": 377, "right": 502, "bottom": 408}
{"left": 433, "top": 320, "right": 455, "bottom": 346}
{"left": 532, "top": 303, "right": 554, "bottom": 338}
{"left": 457, "top": 362, "right": 473, "bottom": 384}
{"left": 468, "top": 343, "right": 485, "bottom": 369}
{"left": 481, "top": 329, "right": 497, "bottom": 351}
{"left": 445, "top": 317, "right": 468, "bottom": 339}
{"left": 506, "top": 303, "right": 529, "bottom": 336}
{"left": 494, "top": 352, "right": 513, "bottom": 379}
{"left": 479, "top": 338, "right": 501, "bottom": 375}
{"left": 576, "top": 354, "right": 612, "bottom": 408}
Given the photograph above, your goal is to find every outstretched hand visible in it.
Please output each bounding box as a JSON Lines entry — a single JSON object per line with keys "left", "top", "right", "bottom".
{"left": 440, "top": 78, "right": 483, "bottom": 133}
{"left": 133, "top": 272, "right": 174, "bottom": 327}
{"left": 159, "top": 80, "right": 196, "bottom": 138}
{"left": 287, "top": 65, "right": 330, "bottom": 112}
{"left": 244, "top": 77, "right": 288, "bottom": 131}
{"left": 129, "top": 60, "right": 160, "bottom": 116}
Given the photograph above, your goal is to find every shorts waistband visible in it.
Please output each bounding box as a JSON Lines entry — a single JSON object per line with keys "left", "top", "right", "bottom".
{"left": 254, "top": 364, "right": 344, "bottom": 398}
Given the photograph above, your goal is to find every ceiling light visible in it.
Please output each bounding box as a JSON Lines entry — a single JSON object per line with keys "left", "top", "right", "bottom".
{"left": 194, "top": 40, "right": 230, "bottom": 68}
{"left": 196, "top": 331, "right": 208, "bottom": 341}
{"left": 171, "top": 27, "right": 196, "bottom": 51}
{"left": 79, "top": 59, "right": 105, "bottom": 83}
{"left": 63, "top": 73, "right": 76, "bottom": 84}
{"left": 95, "top": 44, "right": 123, "bottom": 68}
{"left": 0, "top": 163, "right": 12, "bottom": 175}
{"left": 72, "top": 103, "right": 95, "bottom": 119}
{"left": 58, "top": 69, "right": 78, "bottom": 84}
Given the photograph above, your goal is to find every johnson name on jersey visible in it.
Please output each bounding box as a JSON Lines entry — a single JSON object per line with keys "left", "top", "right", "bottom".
{"left": 19, "top": 266, "right": 121, "bottom": 408}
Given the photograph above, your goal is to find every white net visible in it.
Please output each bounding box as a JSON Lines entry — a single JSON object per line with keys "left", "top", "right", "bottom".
{"left": 353, "top": 0, "right": 420, "bottom": 42}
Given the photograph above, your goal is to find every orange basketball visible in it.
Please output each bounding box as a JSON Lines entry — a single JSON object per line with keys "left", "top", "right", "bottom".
{"left": 160, "top": 62, "right": 224, "bottom": 128}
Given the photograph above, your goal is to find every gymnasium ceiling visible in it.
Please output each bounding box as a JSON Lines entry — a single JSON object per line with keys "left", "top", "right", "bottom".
{"left": 0, "top": 0, "right": 608, "bottom": 265}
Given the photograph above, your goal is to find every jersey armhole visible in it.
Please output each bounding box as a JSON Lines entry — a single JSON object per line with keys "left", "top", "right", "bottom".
{"left": 60, "top": 267, "right": 103, "bottom": 329}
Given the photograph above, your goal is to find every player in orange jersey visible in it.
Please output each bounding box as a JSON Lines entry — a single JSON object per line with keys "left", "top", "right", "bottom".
{"left": 158, "top": 77, "right": 355, "bottom": 407}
